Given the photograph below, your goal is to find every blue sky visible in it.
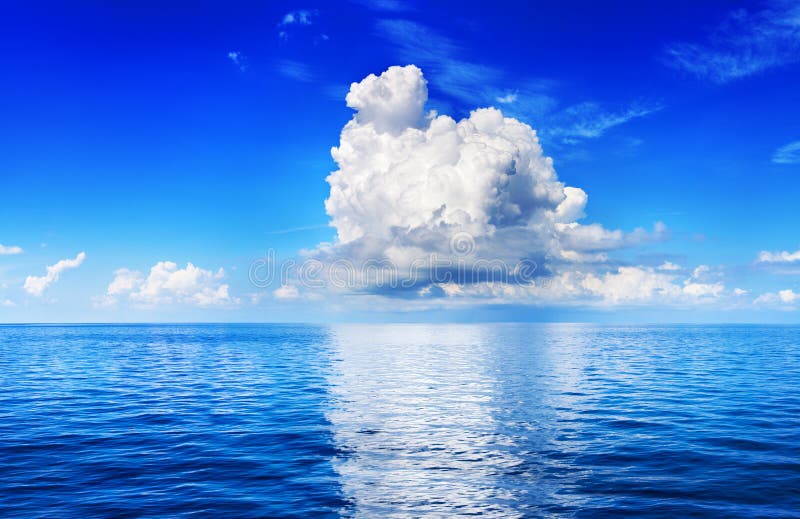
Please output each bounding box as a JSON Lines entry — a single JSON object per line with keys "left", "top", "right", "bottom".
{"left": 1, "top": 0, "right": 800, "bottom": 322}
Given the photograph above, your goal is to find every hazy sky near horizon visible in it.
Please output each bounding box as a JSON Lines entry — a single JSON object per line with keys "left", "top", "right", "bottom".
{"left": 2, "top": 0, "right": 800, "bottom": 322}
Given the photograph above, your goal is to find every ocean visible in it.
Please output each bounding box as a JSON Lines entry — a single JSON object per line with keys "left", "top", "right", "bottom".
{"left": 0, "top": 324, "right": 798, "bottom": 517}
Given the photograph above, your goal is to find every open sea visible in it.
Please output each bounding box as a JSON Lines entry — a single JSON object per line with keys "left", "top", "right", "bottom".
{"left": 0, "top": 323, "right": 798, "bottom": 518}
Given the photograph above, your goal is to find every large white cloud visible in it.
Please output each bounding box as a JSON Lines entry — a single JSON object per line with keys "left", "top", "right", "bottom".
{"left": 307, "top": 65, "right": 689, "bottom": 306}
{"left": 324, "top": 66, "right": 672, "bottom": 267}
{"left": 24, "top": 252, "right": 86, "bottom": 296}
{"left": 328, "top": 65, "right": 572, "bottom": 250}
{"left": 98, "top": 261, "right": 236, "bottom": 307}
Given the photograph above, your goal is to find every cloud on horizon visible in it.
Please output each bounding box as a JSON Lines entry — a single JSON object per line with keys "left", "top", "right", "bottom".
{"left": 96, "top": 261, "right": 237, "bottom": 308}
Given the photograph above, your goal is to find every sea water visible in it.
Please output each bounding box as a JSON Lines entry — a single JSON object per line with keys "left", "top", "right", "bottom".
{"left": 1, "top": 324, "right": 798, "bottom": 517}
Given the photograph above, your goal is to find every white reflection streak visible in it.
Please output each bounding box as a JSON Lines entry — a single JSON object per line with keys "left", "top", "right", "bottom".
{"left": 325, "top": 324, "right": 524, "bottom": 518}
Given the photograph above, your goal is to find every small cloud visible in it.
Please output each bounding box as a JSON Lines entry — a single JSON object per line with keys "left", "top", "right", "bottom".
{"left": 227, "top": 51, "right": 248, "bottom": 72}
{"left": 733, "top": 288, "right": 749, "bottom": 296}
{"left": 280, "top": 9, "right": 316, "bottom": 26}
{"left": 755, "top": 288, "right": 800, "bottom": 309}
{"left": 658, "top": 261, "right": 682, "bottom": 271}
{"left": 1, "top": 299, "right": 15, "bottom": 307}
{"left": 278, "top": 9, "right": 318, "bottom": 40}
{"left": 495, "top": 93, "right": 518, "bottom": 104}
{"left": 756, "top": 248, "right": 800, "bottom": 264}
{"left": 0, "top": 244, "right": 23, "bottom": 255}
{"left": 273, "top": 284, "right": 300, "bottom": 300}
{"left": 278, "top": 59, "right": 315, "bottom": 82}
{"left": 772, "top": 140, "right": 800, "bottom": 164}
{"left": 24, "top": 252, "right": 86, "bottom": 296}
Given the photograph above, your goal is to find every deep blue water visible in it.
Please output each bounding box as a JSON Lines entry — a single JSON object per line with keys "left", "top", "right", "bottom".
{"left": 0, "top": 324, "right": 798, "bottom": 518}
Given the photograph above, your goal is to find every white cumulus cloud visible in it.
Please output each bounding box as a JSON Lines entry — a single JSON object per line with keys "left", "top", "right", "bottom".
{"left": 325, "top": 65, "right": 656, "bottom": 259}
{"left": 23, "top": 252, "right": 86, "bottom": 296}
{"left": 755, "top": 288, "right": 800, "bottom": 309}
{"left": 296, "top": 65, "right": 689, "bottom": 307}
{"left": 99, "top": 262, "right": 237, "bottom": 307}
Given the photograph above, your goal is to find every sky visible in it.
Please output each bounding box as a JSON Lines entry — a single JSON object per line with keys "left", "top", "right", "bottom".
{"left": 1, "top": 0, "right": 800, "bottom": 323}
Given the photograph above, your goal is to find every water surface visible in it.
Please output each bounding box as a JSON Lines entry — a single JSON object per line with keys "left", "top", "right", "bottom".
{"left": 0, "top": 324, "right": 798, "bottom": 517}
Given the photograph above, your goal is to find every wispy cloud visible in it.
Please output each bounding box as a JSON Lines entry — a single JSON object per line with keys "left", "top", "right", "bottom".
{"left": 351, "top": 0, "right": 412, "bottom": 12}
{"left": 277, "top": 60, "right": 315, "bottom": 82}
{"left": 227, "top": 51, "right": 247, "bottom": 72}
{"left": 375, "top": 19, "right": 503, "bottom": 104}
{"left": 0, "top": 244, "right": 23, "bottom": 255}
{"left": 772, "top": 140, "right": 800, "bottom": 164}
{"left": 665, "top": 1, "right": 800, "bottom": 83}
{"left": 375, "top": 19, "right": 557, "bottom": 118}
{"left": 375, "top": 18, "right": 654, "bottom": 143}
{"left": 23, "top": 252, "right": 86, "bottom": 296}
{"left": 266, "top": 224, "right": 329, "bottom": 235}
{"left": 546, "top": 102, "right": 663, "bottom": 140}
